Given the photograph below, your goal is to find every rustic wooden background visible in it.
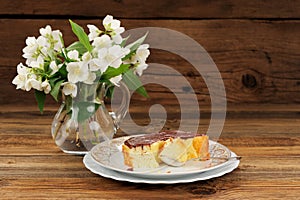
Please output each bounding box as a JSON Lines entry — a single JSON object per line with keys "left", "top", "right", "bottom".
{"left": 0, "top": 0, "right": 299, "bottom": 108}
{"left": 0, "top": 1, "right": 300, "bottom": 199}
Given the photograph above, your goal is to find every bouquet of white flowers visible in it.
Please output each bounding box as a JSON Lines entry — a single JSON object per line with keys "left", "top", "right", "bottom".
{"left": 12, "top": 15, "right": 150, "bottom": 113}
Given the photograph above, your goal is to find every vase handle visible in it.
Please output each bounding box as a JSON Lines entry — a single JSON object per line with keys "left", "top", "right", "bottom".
{"left": 110, "top": 81, "right": 130, "bottom": 130}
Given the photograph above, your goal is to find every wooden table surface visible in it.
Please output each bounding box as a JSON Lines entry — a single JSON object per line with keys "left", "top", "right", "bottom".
{"left": 0, "top": 104, "right": 299, "bottom": 199}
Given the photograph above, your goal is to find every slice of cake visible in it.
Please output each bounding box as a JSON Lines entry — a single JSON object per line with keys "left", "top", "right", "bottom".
{"left": 122, "top": 130, "right": 210, "bottom": 169}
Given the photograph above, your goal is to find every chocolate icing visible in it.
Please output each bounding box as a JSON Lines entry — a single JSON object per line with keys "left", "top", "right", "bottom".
{"left": 124, "top": 130, "right": 202, "bottom": 148}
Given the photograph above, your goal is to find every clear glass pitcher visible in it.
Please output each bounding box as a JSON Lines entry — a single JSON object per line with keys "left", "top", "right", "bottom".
{"left": 51, "top": 82, "right": 130, "bottom": 154}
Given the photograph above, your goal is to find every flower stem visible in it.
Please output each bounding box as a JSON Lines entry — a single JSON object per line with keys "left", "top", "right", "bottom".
{"left": 53, "top": 111, "right": 67, "bottom": 139}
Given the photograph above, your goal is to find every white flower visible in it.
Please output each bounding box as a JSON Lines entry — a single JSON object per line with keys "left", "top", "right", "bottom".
{"left": 62, "top": 82, "right": 77, "bottom": 97}
{"left": 39, "top": 25, "right": 63, "bottom": 51}
{"left": 112, "top": 34, "right": 123, "bottom": 45}
{"left": 29, "top": 55, "right": 44, "bottom": 69}
{"left": 51, "top": 30, "right": 63, "bottom": 51}
{"left": 17, "top": 63, "right": 29, "bottom": 75}
{"left": 39, "top": 25, "right": 52, "bottom": 37}
{"left": 41, "top": 79, "right": 51, "bottom": 94}
{"left": 67, "top": 50, "right": 80, "bottom": 61}
{"left": 12, "top": 64, "right": 40, "bottom": 92}
{"left": 95, "top": 48, "right": 116, "bottom": 69}
{"left": 92, "top": 35, "right": 112, "bottom": 49}
{"left": 22, "top": 36, "right": 47, "bottom": 65}
{"left": 110, "top": 75, "right": 122, "bottom": 87}
{"left": 66, "top": 62, "right": 89, "bottom": 83}
{"left": 13, "top": 15, "right": 150, "bottom": 111}
{"left": 12, "top": 75, "right": 27, "bottom": 90}
{"left": 103, "top": 15, "right": 125, "bottom": 35}
{"left": 88, "top": 59, "right": 103, "bottom": 72}
{"left": 82, "top": 52, "right": 92, "bottom": 62}
{"left": 135, "top": 44, "right": 150, "bottom": 63}
{"left": 83, "top": 72, "right": 97, "bottom": 84}
{"left": 49, "top": 61, "right": 61, "bottom": 75}
{"left": 37, "top": 36, "right": 49, "bottom": 49}
{"left": 22, "top": 37, "right": 37, "bottom": 56}
{"left": 135, "top": 63, "right": 148, "bottom": 76}
{"left": 96, "top": 45, "right": 130, "bottom": 69}
{"left": 12, "top": 63, "right": 29, "bottom": 90}
{"left": 87, "top": 24, "right": 102, "bottom": 41}
{"left": 25, "top": 75, "right": 41, "bottom": 91}
{"left": 126, "top": 44, "right": 150, "bottom": 76}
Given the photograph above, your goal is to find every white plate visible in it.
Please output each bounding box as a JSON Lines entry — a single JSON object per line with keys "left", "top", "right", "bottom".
{"left": 90, "top": 135, "right": 234, "bottom": 179}
{"left": 83, "top": 152, "right": 240, "bottom": 184}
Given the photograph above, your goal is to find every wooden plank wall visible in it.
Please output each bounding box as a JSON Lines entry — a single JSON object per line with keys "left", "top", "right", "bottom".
{"left": 0, "top": 0, "right": 299, "bottom": 107}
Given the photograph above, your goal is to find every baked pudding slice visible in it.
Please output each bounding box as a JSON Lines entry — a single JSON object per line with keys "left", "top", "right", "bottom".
{"left": 122, "top": 130, "right": 210, "bottom": 169}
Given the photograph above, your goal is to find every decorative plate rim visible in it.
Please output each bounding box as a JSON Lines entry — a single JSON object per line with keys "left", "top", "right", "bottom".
{"left": 83, "top": 151, "right": 240, "bottom": 184}
{"left": 90, "top": 135, "right": 233, "bottom": 178}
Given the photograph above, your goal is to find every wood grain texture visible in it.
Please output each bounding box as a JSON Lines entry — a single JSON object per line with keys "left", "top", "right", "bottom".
{"left": 1, "top": 19, "right": 299, "bottom": 105}
{"left": 0, "top": 105, "right": 299, "bottom": 199}
{"left": 0, "top": 0, "right": 300, "bottom": 19}
{"left": 1, "top": 0, "right": 299, "bottom": 199}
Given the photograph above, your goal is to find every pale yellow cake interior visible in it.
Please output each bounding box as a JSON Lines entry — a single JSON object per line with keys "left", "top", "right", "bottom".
{"left": 122, "top": 135, "right": 209, "bottom": 169}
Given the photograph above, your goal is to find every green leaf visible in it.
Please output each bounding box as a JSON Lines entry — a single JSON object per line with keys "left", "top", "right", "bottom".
{"left": 126, "top": 32, "right": 148, "bottom": 51}
{"left": 43, "top": 61, "right": 50, "bottom": 74}
{"left": 122, "top": 69, "right": 149, "bottom": 98}
{"left": 59, "top": 34, "right": 65, "bottom": 48}
{"left": 58, "top": 64, "right": 68, "bottom": 79}
{"left": 74, "top": 102, "right": 100, "bottom": 123}
{"left": 66, "top": 41, "right": 88, "bottom": 55}
{"left": 50, "top": 79, "right": 65, "bottom": 101}
{"left": 120, "top": 35, "right": 130, "bottom": 47}
{"left": 34, "top": 90, "right": 46, "bottom": 113}
{"left": 65, "top": 95, "right": 73, "bottom": 114}
{"left": 48, "top": 77, "right": 60, "bottom": 88}
{"left": 122, "top": 32, "right": 148, "bottom": 61}
{"left": 101, "top": 64, "right": 130, "bottom": 80}
{"left": 69, "top": 20, "right": 92, "bottom": 52}
{"left": 105, "top": 85, "right": 115, "bottom": 99}
{"left": 122, "top": 50, "right": 135, "bottom": 61}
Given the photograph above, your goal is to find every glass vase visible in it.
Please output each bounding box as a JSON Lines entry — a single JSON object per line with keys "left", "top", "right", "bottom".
{"left": 51, "top": 82, "right": 130, "bottom": 154}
